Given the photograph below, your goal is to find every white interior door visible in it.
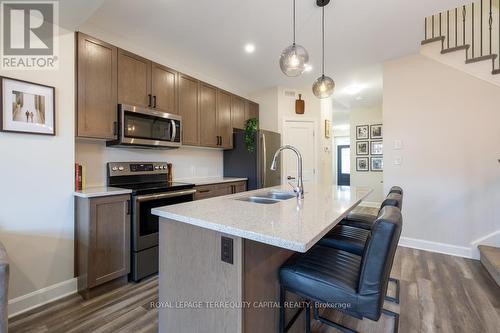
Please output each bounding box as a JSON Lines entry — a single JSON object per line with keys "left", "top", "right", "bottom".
{"left": 282, "top": 120, "right": 316, "bottom": 185}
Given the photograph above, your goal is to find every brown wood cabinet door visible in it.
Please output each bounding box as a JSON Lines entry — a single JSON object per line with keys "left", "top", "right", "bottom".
{"left": 152, "top": 63, "right": 177, "bottom": 114}
{"left": 246, "top": 101, "right": 259, "bottom": 121}
{"left": 178, "top": 74, "right": 200, "bottom": 145}
{"left": 231, "top": 95, "right": 246, "bottom": 130}
{"left": 117, "top": 49, "right": 151, "bottom": 107}
{"left": 76, "top": 33, "right": 118, "bottom": 139}
{"left": 233, "top": 181, "right": 247, "bottom": 193}
{"left": 88, "top": 195, "right": 130, "bottom": 288}
{"left": 217, "top": 90, "right": 232, "bottom": 149}
{"left": 199, "top": 83, "right": 218, "bottom": 147}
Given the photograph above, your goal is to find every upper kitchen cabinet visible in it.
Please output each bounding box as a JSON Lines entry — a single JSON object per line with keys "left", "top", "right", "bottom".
{"left": 231, "top": 95, "right": 246, "bottom": 130}
{"left": 151, "top": 63, "right": 177, "bottom": 114}
{"left": 117, "top": 49, "right": 151, "bottom": 108}
{"left": 246, "top": 101, "right": 259, "bottom": 122}
{"left": 178, "top": 73, "right": 200, "bottom": 146}
{"left": 76, "top": 33, "right": 118, "bottom": 139}
{"left": 217, "top": 90, "right": 233, "bottom": 149}
{"left": 199, "top": 83, "right": 218, "bottom": 148}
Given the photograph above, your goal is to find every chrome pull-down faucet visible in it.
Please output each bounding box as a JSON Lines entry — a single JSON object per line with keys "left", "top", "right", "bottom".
{"left": 270, "top": 145, "right": 304, "bottom": 199}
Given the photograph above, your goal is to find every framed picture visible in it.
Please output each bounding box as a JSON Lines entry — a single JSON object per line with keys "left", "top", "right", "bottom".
{"left": 356, "top": 141, "right": 369, "bottom": 155}
{"left": 356, "top": 125, "right": 369, "bottom": 140}
{"left": 0, "top": 76, "right": 55, "bottom": 135}
{"left": 324, "top": 120, "right": 331, "bottom": 139}
{"left": 370, "top": 124, "right": 383, "bottom": 139}
{"left": 371, "top": 157, "right": 384, "bottom": 172}
{"left": 370, "top": 141, "right": 383, "bottom": 155}
{"left": 356, "top": 157, "right": 369, "bottom": 172}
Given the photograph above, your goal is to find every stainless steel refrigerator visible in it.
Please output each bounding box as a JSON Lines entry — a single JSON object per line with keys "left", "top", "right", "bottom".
{"left": 223, "top": 129, "right": 281, "bottom": 190}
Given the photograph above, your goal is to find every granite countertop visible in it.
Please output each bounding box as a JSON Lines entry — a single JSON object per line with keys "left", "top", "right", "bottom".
{"left": 177, "top": 177, "right": 248, "bottom": 186}
{"left": 74, "top": 186, "right": 132, "bottom": 198}
{"left": 152, "top": 184, "right": 372, "bottom": 252}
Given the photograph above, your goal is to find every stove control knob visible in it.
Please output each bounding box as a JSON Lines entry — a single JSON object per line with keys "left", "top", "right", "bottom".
{"left": 118, "top": 166, "right": 125, "bottom": 171}
{"left": 155, "top": 166, "right": 160, "bottom": 170}
{"left": 112, "top": 166, "right": 118, "bottom": 171}
{"left": 162, "top": 165, "right": 167, "bottom": 170}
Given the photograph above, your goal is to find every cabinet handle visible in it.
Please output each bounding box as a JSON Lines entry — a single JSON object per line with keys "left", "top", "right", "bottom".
{"left": 216, "top": 136, "right": 220, "bottom": 146}
{"left": 153, "top": 95, "right": 157, "bottom": 108}
{"left": 126, "top": 200, "right": 130, "bottom": 215}
{"left": 199, "top": 189, "right": 210, "bottom": 193}
{"left": 148, "top": 94, "right": 152, "bottom": 107}
{"left": 113, "top": 121, "right": 118, "bottom": 136}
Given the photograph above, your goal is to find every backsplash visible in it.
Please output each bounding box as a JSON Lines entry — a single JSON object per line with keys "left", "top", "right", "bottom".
{"left": 76, "top": 140, "right": 223, "bottom": 187}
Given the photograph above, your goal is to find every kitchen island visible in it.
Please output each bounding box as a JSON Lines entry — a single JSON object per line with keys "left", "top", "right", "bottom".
{"left": 152, "top": 184, "right": 372, "bottom": 333}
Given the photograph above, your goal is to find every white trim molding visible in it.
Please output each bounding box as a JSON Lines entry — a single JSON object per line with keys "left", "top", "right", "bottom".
{"left": 470, "top": 229, "right": 500, "bottom": 260}
{"left": 398, "top": 237, "right": 474, "bottom": 259}
{"left": 8, "top": 278, "right": 77, "bottom": 318}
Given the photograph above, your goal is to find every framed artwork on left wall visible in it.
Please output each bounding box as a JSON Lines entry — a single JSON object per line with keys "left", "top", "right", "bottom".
{"left": 0, "top": 76, "right": 55, "bottom": 135}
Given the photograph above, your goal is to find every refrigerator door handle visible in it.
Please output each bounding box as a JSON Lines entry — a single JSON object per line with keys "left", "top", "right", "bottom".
{"left": 261, "top": 132, "right": 266, "bottom": 188}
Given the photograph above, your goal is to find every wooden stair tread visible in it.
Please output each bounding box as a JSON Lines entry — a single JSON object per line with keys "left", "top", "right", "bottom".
{"left": 479, "top": 245, "right": 500, "bottom": 287}
{"left": 465, "top": 54, "right": 498, "bottom": 64}
{"left": 441, "top": 45, "right": 470, "bottom": 54}
{"left": 421, "top": 36, "right": 445, "bottom": 45}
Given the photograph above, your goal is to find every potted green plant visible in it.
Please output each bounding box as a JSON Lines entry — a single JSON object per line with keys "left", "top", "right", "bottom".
{"left": 244, "top": 118, "right": 258, "bottom": 152}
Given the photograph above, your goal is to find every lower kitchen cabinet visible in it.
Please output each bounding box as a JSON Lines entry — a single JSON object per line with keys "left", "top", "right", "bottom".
{"left": 75, "top": 194, "right": 131, "bottom": 299}
{"left": 194, "top": 181, "right": 247, "bottom": 200}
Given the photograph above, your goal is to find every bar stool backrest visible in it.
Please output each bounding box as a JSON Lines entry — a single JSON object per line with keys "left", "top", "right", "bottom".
{"left": 357, "top": 206, "right": 402, "bottom": 318}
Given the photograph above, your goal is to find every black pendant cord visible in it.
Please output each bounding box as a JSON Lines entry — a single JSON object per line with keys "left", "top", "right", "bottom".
{"left": 321, "top": 6, "right": 325, "bottom": 76}
{"left": 293, "top": 0, "right": 296, "bottom": 45}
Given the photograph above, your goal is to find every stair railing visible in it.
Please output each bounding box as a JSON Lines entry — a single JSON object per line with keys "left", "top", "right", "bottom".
{"left": 422, "top": 0, "right": 500, "bottom": 73}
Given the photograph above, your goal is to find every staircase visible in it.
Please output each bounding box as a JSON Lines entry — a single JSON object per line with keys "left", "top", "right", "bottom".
{"left": 421, "top": 0, "right": 500, "bottom": 75}
{"left": 479, "top": 245, "right": 500, "bottom": 287}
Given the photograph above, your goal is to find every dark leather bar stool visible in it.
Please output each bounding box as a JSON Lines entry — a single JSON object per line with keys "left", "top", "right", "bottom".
{"left": 279, "top": 206, "right": 402, "bottom": 333}
{"left": 319, "top": 192, "right": 403, "bottom": 304}
{"left": 341, "top": 187, "right": 404, "bottom": 230}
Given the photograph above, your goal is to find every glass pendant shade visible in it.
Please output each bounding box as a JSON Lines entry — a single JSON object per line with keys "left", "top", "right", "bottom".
{"left": 279, "top": 43, "right": 309, "bottom": 77}
{"left": 312, "top": 75, "right": 335, "bottom": 98}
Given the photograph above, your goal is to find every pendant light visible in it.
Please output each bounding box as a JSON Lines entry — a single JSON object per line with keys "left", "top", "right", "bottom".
{"left": 279, "top": 0, "right": 309, "bottom": 77}
{"left": 312, "top": 0, "right": 335, "bottom": 99}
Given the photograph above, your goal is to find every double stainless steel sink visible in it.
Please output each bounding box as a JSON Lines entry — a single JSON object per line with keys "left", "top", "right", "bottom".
{"left": 236, "top": 191, "right": 296, "bottom": 204}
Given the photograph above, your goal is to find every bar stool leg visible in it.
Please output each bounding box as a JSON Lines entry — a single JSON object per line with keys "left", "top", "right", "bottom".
{"left": 384, "top": 277, "right": 400, "bottom": 304}
{"left": 305, "top": 301, "right": 311, "bottom": 333}
{"left": 279, "top": 287, "right": 285, "bottom": 333}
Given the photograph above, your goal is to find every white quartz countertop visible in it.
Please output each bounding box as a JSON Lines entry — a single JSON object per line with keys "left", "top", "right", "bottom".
{"left": 74, "top": 186, "right": 132, "bottom": 198}
{"left": 177, "top": 177, "right": 248, "bottom": 186}
{"left": 152, "top": 184, "right": 372, "bottom": 252}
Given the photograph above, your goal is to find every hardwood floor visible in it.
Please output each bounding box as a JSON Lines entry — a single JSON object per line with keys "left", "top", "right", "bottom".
{"left": 9, "top": 205, "right": 500, "bottom": 332}
{"left": 9, "top": 248, "right": 500, "bottom": 333}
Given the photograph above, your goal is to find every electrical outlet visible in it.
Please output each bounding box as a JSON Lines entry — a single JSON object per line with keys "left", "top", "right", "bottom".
{"left": 221, "top": 236, "right": 233, "bottom": 264}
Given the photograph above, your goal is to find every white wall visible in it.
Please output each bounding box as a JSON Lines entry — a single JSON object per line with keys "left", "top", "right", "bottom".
{"left": 384, "top": 54, "right": 500, "bottom": 257}
{"left": 76, "top": 141, "right": 223, "bottom": 186}
{"left": 0, "top": 27, "right": 76, "bottom": 311}
{"left": 250, "top": 86, "right": 333, "bottom": 184}
{"left": 249, "top": 87, "right": 278, "bottom": 133}
{"left": 350, "top": 107, "right": 384, "bottom": 203}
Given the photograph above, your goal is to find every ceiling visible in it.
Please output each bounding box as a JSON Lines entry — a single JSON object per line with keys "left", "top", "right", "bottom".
{"left": 65, "top": 0, "right": 468, "bottom": 105}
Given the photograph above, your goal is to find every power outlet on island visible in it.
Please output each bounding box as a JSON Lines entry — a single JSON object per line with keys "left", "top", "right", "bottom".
{"left": 221, "top": 236, "right": 234, "bottom": 264}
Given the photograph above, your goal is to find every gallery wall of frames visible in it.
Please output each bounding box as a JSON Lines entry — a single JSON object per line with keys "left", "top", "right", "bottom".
{"left": 355, "top": 124, "right": 383, "bottom": 172}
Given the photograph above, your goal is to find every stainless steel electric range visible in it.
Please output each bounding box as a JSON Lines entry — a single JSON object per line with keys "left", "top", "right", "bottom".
{"left": 107, "top": 162, "right": 195, "bottom": 281}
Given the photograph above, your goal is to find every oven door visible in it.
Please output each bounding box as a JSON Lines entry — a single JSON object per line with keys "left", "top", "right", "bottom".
{"left": 132, "top": 189, "right": 195, "bottom": 252}
{"left": 120, "top": 104, "right": 182, "bottom": 148}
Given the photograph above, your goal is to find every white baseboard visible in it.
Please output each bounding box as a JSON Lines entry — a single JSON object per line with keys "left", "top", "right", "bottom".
{"left": 8, "top": 278, "right": 77, "bottom": 318}
{"left": 399, "top": 237, "right": 475, "bottom": 259}
{"left": 470, "top": 229, "right": 500, "bottom": 260}
{"left": 359, "top": 201, "right": 381, "bottom": 208}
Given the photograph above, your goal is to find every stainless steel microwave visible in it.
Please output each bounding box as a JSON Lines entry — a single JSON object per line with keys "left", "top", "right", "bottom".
{"left": 107, "top": 104, "right": 182, "bottom": 149}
